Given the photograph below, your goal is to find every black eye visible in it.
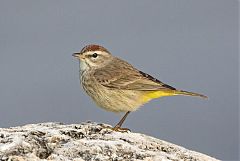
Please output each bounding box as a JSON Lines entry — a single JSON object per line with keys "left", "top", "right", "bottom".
{"left": 92, "top": 53, "right": 98, "bottom": 58}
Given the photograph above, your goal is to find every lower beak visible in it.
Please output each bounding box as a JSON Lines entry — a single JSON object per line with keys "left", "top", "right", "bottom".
{"left": 72, "top": 52, "right": 80, "bottom": 57}
{"left": 72, "top": 52, "right": 84, "bottom": 59}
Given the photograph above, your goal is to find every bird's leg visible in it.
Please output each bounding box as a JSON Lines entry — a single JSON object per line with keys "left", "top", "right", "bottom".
{"left": 100, "top": 111, "right": 131, "bottom": 132}
{"left": 113, "top": 111, "right": 131, "bottom": 132}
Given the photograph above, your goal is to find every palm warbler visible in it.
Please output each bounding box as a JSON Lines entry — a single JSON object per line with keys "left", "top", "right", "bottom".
{"left": 73, "top": 44, "right": 207, "bottom": 131}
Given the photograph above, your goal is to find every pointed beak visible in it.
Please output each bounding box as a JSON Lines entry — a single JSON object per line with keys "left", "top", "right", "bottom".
{"left": 72, "top": 52, "right": 85, "bottom": 60}
{"left": 72, "top": 52, "right": 80, "bottom": 57}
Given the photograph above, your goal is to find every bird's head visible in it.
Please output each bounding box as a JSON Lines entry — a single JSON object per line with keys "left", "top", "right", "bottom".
{"left": 73, "top": 44, "right": 113, "bottom": 70}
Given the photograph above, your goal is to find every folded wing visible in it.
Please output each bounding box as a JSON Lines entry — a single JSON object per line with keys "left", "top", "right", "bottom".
{"left": 93, "top": 58, "right": 176, "bottom": 91}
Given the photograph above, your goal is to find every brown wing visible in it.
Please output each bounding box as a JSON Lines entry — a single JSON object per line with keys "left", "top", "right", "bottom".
{"left": 93, "top": 57, "right": 176, "bottom": 91}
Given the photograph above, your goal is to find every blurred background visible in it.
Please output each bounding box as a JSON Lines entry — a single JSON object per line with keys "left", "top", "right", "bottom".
{"left": 0, "top": 0, "right": 238, "bottom": 160}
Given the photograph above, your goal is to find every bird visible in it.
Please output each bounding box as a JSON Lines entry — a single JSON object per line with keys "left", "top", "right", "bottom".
{"left": 72, "top": 44, "right": 207, "bottom": 132}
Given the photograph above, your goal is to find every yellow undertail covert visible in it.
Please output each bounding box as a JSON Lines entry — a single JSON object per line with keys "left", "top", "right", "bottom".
{"left": 141, "top": 90, "right": 207, "bottom": 103}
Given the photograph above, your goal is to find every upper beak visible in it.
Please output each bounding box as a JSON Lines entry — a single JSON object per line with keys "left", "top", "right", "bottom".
{"left": 72, "top": 52, "right": 85, "bottom": 60}
{"left": 72, "top": 52, "right": 80, "bottom": 58}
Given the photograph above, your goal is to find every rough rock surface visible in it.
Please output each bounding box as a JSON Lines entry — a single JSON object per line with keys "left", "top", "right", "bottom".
{"left": 0, "top": 122, "right": 219, "bottom": 161}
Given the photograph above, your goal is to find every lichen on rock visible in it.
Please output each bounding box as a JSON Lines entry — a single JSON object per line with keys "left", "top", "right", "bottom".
{"left": 0, "top": 122, "right": 219, "bottom": 161}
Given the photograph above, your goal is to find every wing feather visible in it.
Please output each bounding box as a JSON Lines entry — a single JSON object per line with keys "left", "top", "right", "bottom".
{"left": 93, "top": 58, "right": 176, "bottom": 91}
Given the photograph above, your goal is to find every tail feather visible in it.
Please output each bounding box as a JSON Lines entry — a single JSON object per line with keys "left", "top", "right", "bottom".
{"left": 175, "top": 90, "right": 208, "bottom": 99}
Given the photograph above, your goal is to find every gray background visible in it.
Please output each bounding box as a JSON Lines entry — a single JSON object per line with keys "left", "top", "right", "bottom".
{"left": 0, "top": 0, "right": 238, "bottom": 160}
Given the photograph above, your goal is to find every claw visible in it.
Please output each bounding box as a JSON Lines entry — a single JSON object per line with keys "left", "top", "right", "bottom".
{"left": 113, "top": 125, "right": 131, "bottom": 132}
{"left": 99, "top": 111, "right": 131, "bottom": 133}
{"left": 101, "top": 125, "right": 131, "bottom": 133}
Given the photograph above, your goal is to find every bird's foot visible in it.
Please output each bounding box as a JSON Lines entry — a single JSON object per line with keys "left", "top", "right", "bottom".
{"left": 113, "top": 125, "right": 131, "bottom": 132}
{"left": 101, "top": 125, "right": 130, "bottom": 133}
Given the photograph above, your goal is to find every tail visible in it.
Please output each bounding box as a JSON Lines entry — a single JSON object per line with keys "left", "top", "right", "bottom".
{"left": 175, "top": 90, "right": 208, "bottom": 99}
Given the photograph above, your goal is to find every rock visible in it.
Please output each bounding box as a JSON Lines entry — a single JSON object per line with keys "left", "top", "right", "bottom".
{"left": 0, "top": 122, "right": 219, "bottom": 161}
